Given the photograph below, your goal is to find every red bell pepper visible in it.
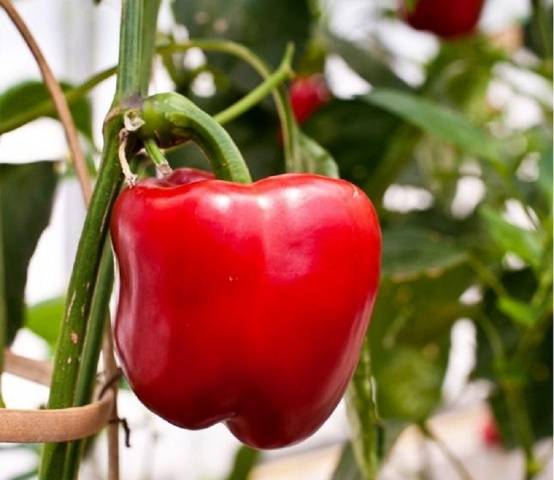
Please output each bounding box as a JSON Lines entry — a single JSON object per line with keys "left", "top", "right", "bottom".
{"left": 111, "top": 167, "right": 381, "bottom": 448}
{"left": 290, "top": 74, "right": 330, "bottom": 124}
{"left": 401, "top": 0, "right": 484, "bottom": 39}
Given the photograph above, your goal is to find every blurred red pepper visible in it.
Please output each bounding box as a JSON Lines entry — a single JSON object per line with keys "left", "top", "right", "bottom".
{"left": 482, "top": 413, "right": 502, "bottom": 447}
{"left": 290, "top": 74, "right": 330, "bottom": 124}
{"left": 111, "top": 167, "right": 381, "bottom": 448}
{"left": 401, "top": 0, "right": 485, "bottom": 39}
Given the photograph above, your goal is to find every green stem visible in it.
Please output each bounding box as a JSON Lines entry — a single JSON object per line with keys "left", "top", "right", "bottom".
{"left": 503, "top": 383, "right": 541, "bottom": 479}
{"left": 364, "top": 124, "right": 421, "bottom": 206}
{"left": 38, "top": 126, "right": 123, "bottom": 480}
{"left": 0, "top": 197, "right": 6, "bottom": 409}
{"left": 140, "top": 92, "right": 251, "bottom": 183}
{"left": 143, "top": 138, "right": 172, "bottom": 174}
{"left": 0, "top": 66, "right": 116, "bottom": 135}
{"left": 531, "top": 0, "right": 553, "bottom": 61}
{"left": 418, "top": 422, "right": 474, "bottom": 480}
{"left": 38, "top": 1, "right": 161, "bottom": 478}
{"left": 214, "top": 44, "right": 294, "bottom": 125}
{"left": 346, "top": 336, "right": 382, "bottom": 479}
{"left": 62, "top": 242, "right": 115, "bottom": 480}
{"left": 158, "top": 40, "right": 300, "bottom": 172}
{"left": 476, "top": 314, "right": 540, "bottom": 478}
{"left": 0, "top": 41, "right": 296, "bottom": 155}
{"left": 469, "top": 257, "right": 509, "bottom": 298}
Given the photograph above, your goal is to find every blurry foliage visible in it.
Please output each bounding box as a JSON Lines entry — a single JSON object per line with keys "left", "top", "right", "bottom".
{"left": 0, "top": 162, "right": 58, "bottom": 344}
{"left": 25, "top": 296, "right": 64, "bottom": 349}
{"left": 0, "top": 81, "right": 94, "bottom": 143}
{"left": 0, "top": 0, "right": 551, "bottom": 478}
{"left": 169, "top": 0, "right": 552, "bottom": 477}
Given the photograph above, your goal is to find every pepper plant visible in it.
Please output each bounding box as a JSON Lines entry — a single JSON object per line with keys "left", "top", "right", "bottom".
{"left": 0, "top": 0, "right": 551, "bottom": 479}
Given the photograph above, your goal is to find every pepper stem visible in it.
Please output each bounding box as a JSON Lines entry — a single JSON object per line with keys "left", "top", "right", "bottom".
{"left": 143, "top": 138, "right": 172, "bottom": 177}
{"left": 140, "top": 92, "right": 252, "bottom": 184}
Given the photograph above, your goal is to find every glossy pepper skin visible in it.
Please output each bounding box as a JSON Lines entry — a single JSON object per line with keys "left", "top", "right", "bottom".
{"left": 111, "top": 168, "right": 381, "bottom": 448}
{"left": 401, "top": 0, "right": 484, "bottom": 39}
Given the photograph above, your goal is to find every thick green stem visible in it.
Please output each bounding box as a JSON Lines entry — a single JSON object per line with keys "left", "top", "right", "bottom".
{"left": 0, "top": 41, "right": 295, "bottom": 147}
{"left": 531, "top": 0, "right": 553, "bottom": 61}
{"left": 38, "top": 127, "right": 123, "bottom": 480}
{"left": 62, "top": 242, "right": 115, "bottom": 480}
{"left": 0, "top": 199, "right": 6, "bottom": 408}
{"left": 346, "top": 336, "right": 382, "bottom": 479}
{"left": 38, "top": 1, "right": 160, "bottom": 478}
{"left": 141, "top": 92, "right": 251, "bottom": 183}
{"left": 0, "top": 66, "right": 116, "bottom": 135}
{"left": 158, "top": 41, "right": 300, "bottom": 172}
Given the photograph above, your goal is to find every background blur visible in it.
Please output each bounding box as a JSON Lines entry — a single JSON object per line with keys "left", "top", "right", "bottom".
{"left": 0, "top": 0, "right": 552, "bottom": 479}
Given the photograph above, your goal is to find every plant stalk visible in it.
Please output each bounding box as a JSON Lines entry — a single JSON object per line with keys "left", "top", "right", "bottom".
{"left": 0, "top": 66, "right": 116, "bottom": 135}
{"left": 158, "top": 40, "right": 300, "bottom": 172}
{"left": 346, "top": 336, "right": 383, "bottom": 479}
{"left": 38, "top": 1, "right": 161, "bottom": 478}
{"left": 62, "top": 242, "right": 115, "bottom": 480}
{"left": 214, "top": 44, "right": 294, "bottom": 125}
{"left": 0, "top": 199, "right": 6, "bottom": 408}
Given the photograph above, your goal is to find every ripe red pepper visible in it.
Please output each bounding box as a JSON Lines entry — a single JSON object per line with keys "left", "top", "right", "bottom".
{"left": 290, "top": 75, "right": 330, "bottom": 124}
{"left": 401, "top": 0, "right": 484, "bottom": 39}
{"left": 111, "top": 167, "right": 381, "bottom": 448}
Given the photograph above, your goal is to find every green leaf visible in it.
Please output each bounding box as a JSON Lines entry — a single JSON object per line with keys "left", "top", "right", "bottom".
{"left": 480, "top": 207, "right": 542, "bottom": 270}
{"left": 376, "top": 345, "right": 449, "bottom": 421}
{"left": 382, "top": 228, "right": 468, "bottom": 281}
{"left": 524, "top": 2, "right": 553, "bottom": 60}
{"left": 26, "top": 296, "right": 64, "bottom": 348}
{"left": 369, "top": 228, "right": 474, "bottom": 422}
{"left": 224, "top": 445, "right": 260, "bottom": 480}
{"left": 0, "top": 162, "right": 58, "bottom": 343}
{"left": 497, "top": 295, "right": 539, "bottom": 328}
{"left": 0, "top": 81, "right": 93, "bottom": 142}
{"left": 362, "top": 88, "right": 504, "bottom": 167}
{"left": 296, "top": 132, "right": 339, "bottom": 178}
{"left": 373, "top": 229, "right": 474, "bottom": 347}
{"left": 474, "top": 269, "right": 553, "bottom": 446}
{"left": 538, "top": 143, "right": 553, "bottom": 202}
{"left": 302, "top": 98, "right": 402, "bottom": 187}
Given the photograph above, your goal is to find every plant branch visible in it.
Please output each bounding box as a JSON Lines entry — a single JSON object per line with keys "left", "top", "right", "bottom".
{"left": 141, "top": 92, "right": 251, "bottom": 183}
{"left": 102, "top": 317, "right": 120, "bottom": 480}
{"left": 0, "top": 41, "right": 296, "bottom": 158}
{"left": 0, "top": 0, "right": 91, "bottom": 203}
{"left": 158, "top": 40, "right": 300, "bottom": 171}
{"left": 346, "top": 336, "right": 383, "bottom": 478}
{"left": 531, "top": 0, "right": 553, "bottom": 61}
{"left": 0, "top": 205, "right": 6, "bottom": 408}
{"left": 62, "top": 243, "right": 115, "bottom": 480}
{"left": 418, "top": 422, "right": 475, "bottom": 480}
{"left": 38, "top": 1, "right": 161, "bottom": 478}
{"left": 214, "top": 44, "right": 294, "bottom": 124}
{"left": 476, "top": 314, "right": 541, "bottom": 479}
{"left": 0, "top": 66, "right": 116, "bottom": 135}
